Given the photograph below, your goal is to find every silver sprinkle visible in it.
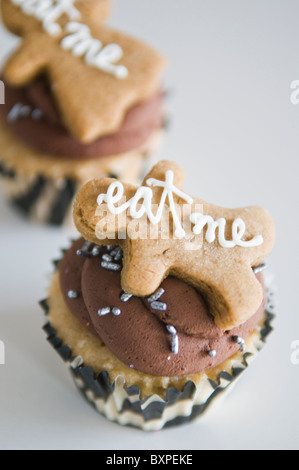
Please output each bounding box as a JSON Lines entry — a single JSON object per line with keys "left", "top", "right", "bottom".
{"left": 147, "top": 288, "right": 165, "bottom": 303}
{"left": 7, "top": 104, "right": 23, "bottom": 123}
{"left": 166, "top": 325, "right": 179, "bottom": 355}
{"left": 101, "top": 261, "right": 121, "bottom": 272}
{"left": 166, "top": 325, "right": 177, "bottom": 335}
{"left": 92, "top": 246, "right": 101, "bottom": 257}
{"left": 120, "top": 292, "right": 133, "bottom": 302}
{"left": 21, "top": 105, "right": 31, "bottom": 117}
{"left": 31, "top": 108, "right": 43, "bottom": 120}
{"left": 77, "top": 250, "right": 91, "bottom": 258}
{"left": 209, "top": 350, "right": 217, "bottom": 358}
{"left": 102, "top": 254, "right": 112, "bottom": 262}
{"left": 68, "top": 290, "right": 78, "bottom": 299}
{"left": 7, "top": 103, "right": 32, "bottom": 123}
{"left": 112, "top": 307, "right": 121, "bottom": 316}
{"left": 98, "top": 307, "right": 111, "bottom": 316}
{"left": 172, "top": 336, "right": 179, "bottom": 355}
{"left": 253, "top": 262, "right": 268, "bottom": 275}
{"left": 77, "top": 241, "right": 93, "bottom": 258}
{"left": 151, "top": 301, "right": 167, "bottom": 311}
{"left": 83, "top": 241, "right": 93, "bottom": 250}
{"left": 110, "top": 247, "right": 123, "bottom": 261}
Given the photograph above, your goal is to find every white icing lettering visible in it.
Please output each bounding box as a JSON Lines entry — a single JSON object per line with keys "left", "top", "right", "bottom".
{"left": 97, "top": 171, "right": 264, "bottom": 248}
{"left": 11, "top": 0, "right": 128, "bottom": 79}
{"left": 61, "top": 22, "right": 128, "bottom": 79}
{"left": 190, "top": 213, "right": 264, "bottom": 248}
{"left": 11, "top": 0, "right": 81, "bottom": 36}
{"left": 97, "top": 170, "right": 193, "bottom": 239}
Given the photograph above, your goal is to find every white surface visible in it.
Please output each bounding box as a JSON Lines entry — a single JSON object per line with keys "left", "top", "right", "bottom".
{"left": 0, "top": 0, "right": 298, "bottom": 450}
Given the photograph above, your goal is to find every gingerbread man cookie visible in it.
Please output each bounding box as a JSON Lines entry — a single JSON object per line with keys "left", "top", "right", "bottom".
{"left": 1, "top": 0, "right": 166, "bottom": 143}
{"left": 73, "top": 160, "right": 275, "bottom": 330}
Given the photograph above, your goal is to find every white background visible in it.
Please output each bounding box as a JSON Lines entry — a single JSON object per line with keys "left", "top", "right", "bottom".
{"left": 0, "top": 0, "right": 299, "bottom": 450}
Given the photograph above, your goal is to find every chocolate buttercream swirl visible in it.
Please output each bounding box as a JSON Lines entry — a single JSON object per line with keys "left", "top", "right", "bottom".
{"left": 0, "top": 77, "right": 164, "bottom": 159}
{"left": 59, "top": 239, "right": 267, "bottom": 377}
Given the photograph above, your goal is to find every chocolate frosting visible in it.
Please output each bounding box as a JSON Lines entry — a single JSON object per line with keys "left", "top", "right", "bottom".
{"left": 0, "top": 77, "right": 164, "bottom": 159}
{"left": 58, "top": 239, "right": 267, "bottom": 377}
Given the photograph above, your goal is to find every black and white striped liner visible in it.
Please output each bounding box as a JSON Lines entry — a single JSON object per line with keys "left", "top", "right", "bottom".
{"left": 0, "top": 161, "right": 77, "bottom": 225}
{"left": 40, "top": 286, "right": 275, "bottom": 431}
{"left": 0, "top": 161, "right": 15, "bottom": 179}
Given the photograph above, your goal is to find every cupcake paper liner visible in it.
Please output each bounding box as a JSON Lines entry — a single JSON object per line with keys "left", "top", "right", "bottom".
{"left": 0, "top": 126, "right": 164, "bottom": 226}
{"left": 0, "top": 161, "right": 77, "bottom": 225}
{"left": 40, "top": 280, "right": 275, "bottom": 431}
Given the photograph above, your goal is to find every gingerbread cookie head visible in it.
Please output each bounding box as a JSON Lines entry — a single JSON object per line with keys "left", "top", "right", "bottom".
{"left": 73, "top": 160, "right": 276, "bottom": 331}
{"left": 1, "top": 0, "right": 166, "bottom": 143}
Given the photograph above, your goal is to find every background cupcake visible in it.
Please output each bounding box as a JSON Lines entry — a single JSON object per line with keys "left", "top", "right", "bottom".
{"left": 42, "top": 160, "right": 276, "bottom": 430}
{"left": 0, "top": 0, "right": 166, "bottom": 225}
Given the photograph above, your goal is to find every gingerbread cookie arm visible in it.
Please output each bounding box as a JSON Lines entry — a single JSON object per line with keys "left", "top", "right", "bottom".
{"left": 236, "top": 205, "right": 276, "bottom": 267}
{"left": 73, "top": 177, "right": 138, "bottom": 246}
{"left": 1, "top": 0, "right": 28, "bottom": 34}
{"left": 3, "top": 34, "right": 49, "bottom": 86}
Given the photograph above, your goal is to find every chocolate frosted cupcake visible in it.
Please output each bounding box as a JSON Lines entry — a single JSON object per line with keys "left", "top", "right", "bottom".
{"left": 0, "top": 0, "right": 166, "bottom": 225}
{"left": 42, "top": 160, "right": 276, "bottom": 430}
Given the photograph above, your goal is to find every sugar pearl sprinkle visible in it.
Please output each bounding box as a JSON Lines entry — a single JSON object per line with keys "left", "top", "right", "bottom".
{"left": 112, "top": 307, "right": 121, "bottom": 316}
{"left": 68, "top": 290, "right": 78, "bottom": 299}
{"left": 233, "top": 336, "right": 246, "bottom": 352}
{"left": 98, "top": 306, "right": 122, "bottom": 317}
{"left": 208, "top": 349, "right": 217, "bottom": 358}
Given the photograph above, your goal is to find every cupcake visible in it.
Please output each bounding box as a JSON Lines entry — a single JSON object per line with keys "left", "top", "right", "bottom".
{"left": 0, "top": 0, "right": 166, "bottom": 225}
{"left": 41, "top": 160, "right": 276, "bottom": 430}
